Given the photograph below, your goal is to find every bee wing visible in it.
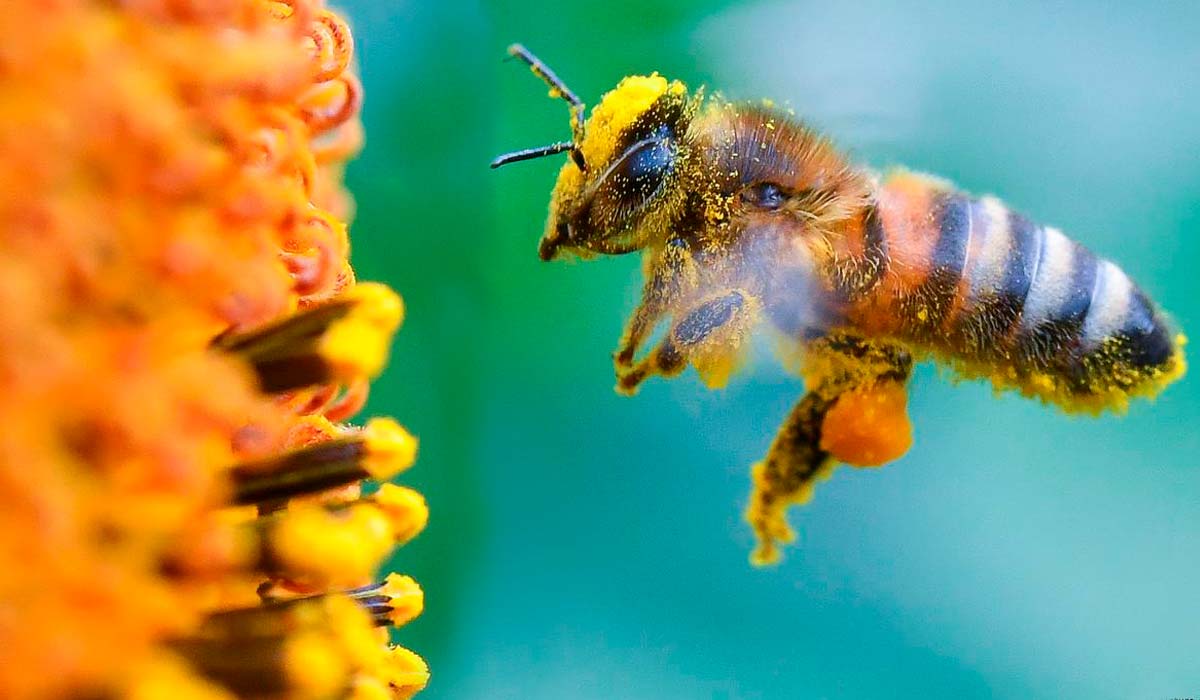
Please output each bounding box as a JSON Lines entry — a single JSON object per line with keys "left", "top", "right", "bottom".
{"left": 693, "top": 201, "right": 838, "bottom": 343}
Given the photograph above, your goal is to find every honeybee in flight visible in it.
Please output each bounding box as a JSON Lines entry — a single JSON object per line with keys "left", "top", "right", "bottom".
{"left": 492, "top": 44, "right": 1186, "bottom": 564}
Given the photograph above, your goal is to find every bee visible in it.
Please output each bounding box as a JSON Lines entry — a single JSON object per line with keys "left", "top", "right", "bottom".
{"left": 492, "top": 44, "right": 1187, "bottom": 565}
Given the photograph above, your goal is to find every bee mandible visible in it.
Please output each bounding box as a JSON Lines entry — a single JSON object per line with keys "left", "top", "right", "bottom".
{"left": 492, "top": 44, "right": 1186, "bottom": 564}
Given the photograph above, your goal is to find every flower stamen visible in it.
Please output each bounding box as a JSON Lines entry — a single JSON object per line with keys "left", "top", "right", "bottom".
{"left": 347, "top": 573, "right": 425, "bottom": 628}
{"left": 217, "top": 282, "right": 402, "bottom": 394}
{"left": 231, "top": 417, "right": 417, "bottom": 505}
{"left": 172, "top": 595, "right": 379, "bottom": 698}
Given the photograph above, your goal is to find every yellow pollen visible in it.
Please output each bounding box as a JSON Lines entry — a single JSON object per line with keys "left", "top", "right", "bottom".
{"left": 819, "top": 382, "right": 913, "bottom": 467}
{"left": 362, "top": 417, "right": 419, "bottom": 480}
{"left": 372, "top": 484, "right": 429, "bottom": 544}
{"left": 576, "top": 73, "right": 684, "bottom": 172}
{"left": 345, "top": 282, "right": 406, "bottom": 328}
{"left": 380, "top": 574, "right": 425, "bottom": 627}
{"left": 319, "top": 283, "right": 405, "bottom": 379}
{"left": 380, "top": 647, "right": 430, "bottom": 700}
{"left": 272, "top": 504, "right": 391, "bottom": 587}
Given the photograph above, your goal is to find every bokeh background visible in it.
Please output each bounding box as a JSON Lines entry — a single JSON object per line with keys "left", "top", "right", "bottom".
{"left": 337, "top": 1, "right": 1200, "bottom": 697}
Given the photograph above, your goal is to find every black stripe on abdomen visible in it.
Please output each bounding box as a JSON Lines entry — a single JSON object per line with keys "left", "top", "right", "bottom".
{"left": 1117, "top": 289, "right": 1174, "bottom": 368}
{"left": 1014, "top": 234, "right": 1098, "bottom": 370}
{"left": 831, "top": 204, "right": 889, "bottom": 300}
{"left": 898, "top": 192, "right": 972, "bottom": 337}
{"left": 1068, "top": 263, "right": 1179, "bottom": 394}
{"left": 950, "top": 202, "right": 1041, "bottom": 356}
{"left": 1078, "top": 274, "right": 1176, "bottom": 379}
{"left": 1000, "top": 210, "right": 1043, "bottom": 320}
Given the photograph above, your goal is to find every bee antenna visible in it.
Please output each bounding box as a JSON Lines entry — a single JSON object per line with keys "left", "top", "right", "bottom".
{"left": 503, "top": 43, "right": 588, "bottom": 170}
{"left": 490, "top": 141, "right": 577, "bottom": 169}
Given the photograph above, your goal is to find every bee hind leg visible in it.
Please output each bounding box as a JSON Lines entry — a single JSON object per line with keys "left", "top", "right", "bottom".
{"left": 615, "top": 288, "right": 759, "bottom": 395}
{"left": 745, "top": 390, "right": 836, "bottom": 566}
{"left": 747, "top": 336, "right": 914, "bottom": 565}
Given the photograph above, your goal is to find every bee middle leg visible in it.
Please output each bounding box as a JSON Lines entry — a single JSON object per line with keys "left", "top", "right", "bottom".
{"left": 616, "top": 287, "right": 759, "bottom": 394}
{"left": 746, "top": 336, "right": 914, "bottom": 565}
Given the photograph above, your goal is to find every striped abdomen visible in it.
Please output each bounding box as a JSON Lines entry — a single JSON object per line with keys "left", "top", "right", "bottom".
{"left": 833, "top": 172, "right": 1183, "bottom": 411}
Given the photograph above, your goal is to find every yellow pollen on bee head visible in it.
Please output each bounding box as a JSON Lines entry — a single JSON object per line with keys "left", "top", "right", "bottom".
{"left": 548, "top": 74, "right": 685, "bottom": 246}
{"left": 576, "top": 73, "right": 685, "bottom": 174}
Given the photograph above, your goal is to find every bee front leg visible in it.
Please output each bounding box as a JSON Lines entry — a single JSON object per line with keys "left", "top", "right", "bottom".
{"left": 616, "top": 288, "right": 759, "bottom": 394}
{"left": 746, "top": 337, "right": 913, "bottom": 565}
{"left": 614, "top": 238, "right": 698, "bottom": 371}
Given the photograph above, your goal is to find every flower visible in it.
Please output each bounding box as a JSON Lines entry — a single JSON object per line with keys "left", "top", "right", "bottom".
{"left": 0, "top": 1, "right": 427, "bottom": 697}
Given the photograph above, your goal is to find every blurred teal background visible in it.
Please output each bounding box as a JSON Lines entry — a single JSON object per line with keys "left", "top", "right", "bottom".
{"left": 338, "top": 1, "right": 1200, "bottom": 697}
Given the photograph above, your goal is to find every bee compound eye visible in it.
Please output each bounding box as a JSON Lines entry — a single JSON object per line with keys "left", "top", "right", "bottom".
{"left": 620, "top": 138, "right": 674, "bottom": 197}
{"left": 743, "top": 182, "right": 786, "bottom": 210}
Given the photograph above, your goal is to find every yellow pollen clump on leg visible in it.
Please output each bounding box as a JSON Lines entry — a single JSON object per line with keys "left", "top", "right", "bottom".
{"left": 819, "top": 382, "right": 913, "bottom": 467}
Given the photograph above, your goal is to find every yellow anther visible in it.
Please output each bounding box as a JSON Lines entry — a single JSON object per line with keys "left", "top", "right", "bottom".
{"left": 320, "top": 284, "right": 404, "bottom": 380}
{"left": 372, "top": 484, "right": 429, "bottom": 544}
{"left": 379, "top": 574, "right": 424, "bottom": 627}
{"left": 272, "top": 504, "right": 389, "bottom": 587}
{"left": 380, "top": 646, "right": 430, "bottom": 700}
{"left": 344, "top": 282, "right": 406, "bottom": 328}
{"left": 361, "top": 417, "right": 418, "bottom": 480}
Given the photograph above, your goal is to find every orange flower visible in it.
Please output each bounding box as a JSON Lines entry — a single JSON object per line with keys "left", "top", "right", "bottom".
{"left": 0, "top": 1, "right": 426, "bottom": 697}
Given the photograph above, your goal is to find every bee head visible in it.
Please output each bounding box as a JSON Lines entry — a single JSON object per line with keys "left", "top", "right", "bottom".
{"left": 492, "top": 45, "right": 694, "bottom": 260}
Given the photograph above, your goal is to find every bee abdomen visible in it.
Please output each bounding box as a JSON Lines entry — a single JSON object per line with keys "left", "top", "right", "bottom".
{"left": 839, "top": 173, "right": 1182, "bottom": 408}
{"left": 943, "top": 195, "right": 1181, "bottom": 406}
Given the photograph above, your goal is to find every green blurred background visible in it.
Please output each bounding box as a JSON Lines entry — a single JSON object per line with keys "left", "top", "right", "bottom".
{"left": 337, "top": 1, "right": 1200, "bottom": 697}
